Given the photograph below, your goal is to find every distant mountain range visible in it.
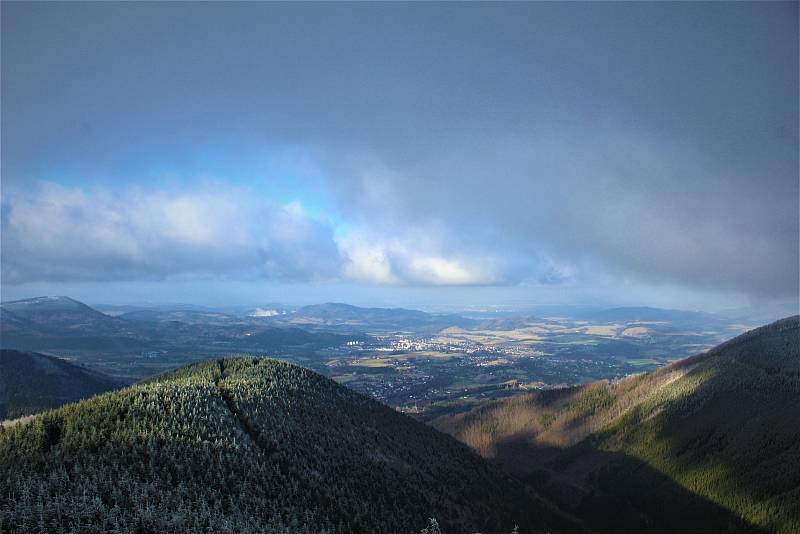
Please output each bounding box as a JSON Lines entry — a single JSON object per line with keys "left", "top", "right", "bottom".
{"left": 1, "top": 296, "right": 150, "bottom": 351}
{"left": 0, "top": 296, "right": 360, "bottom": 358}
{"left": 0, "top": 350, "right": 126, "bottom": 420}
{"left": 2, "top": 295, "right": 754, "bottom": 338}
{"left": 0, "top": 294, "right": 777, "bottom": 389}
{"left": 434, "top": 316, "right": 800, "bottom": 532}
{"left": 0, "top": 297, "right": 488, "bottom": 369}
{"left": 1, "top": 296, "right": 477, "bottom": 333}
{"left": 0, "top": 357, "right": 567, "bottom": 533}
{"left": 1, "top": 296, "right": 133, "bottom": 334}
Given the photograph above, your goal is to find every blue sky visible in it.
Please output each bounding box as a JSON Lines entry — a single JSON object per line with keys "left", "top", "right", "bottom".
{"left": 1, "top": 2, "right": 798, "bottom": 313}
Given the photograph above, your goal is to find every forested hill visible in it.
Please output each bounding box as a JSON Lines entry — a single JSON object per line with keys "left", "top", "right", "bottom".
{"left": 0, "top": 349, "right": 126, "bottom": 420}
{"left": 0, "top": 357, "right": 566, "bottom": 533}
{"left": 434, "top": 316, "right": 800, "bottom": 533}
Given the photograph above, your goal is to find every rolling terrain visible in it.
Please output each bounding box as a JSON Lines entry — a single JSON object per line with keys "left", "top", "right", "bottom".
{"left": 1, "top": 307, "right": 796, "bottom": 532}
{"left": 0, "top": 350, "right": 126, "bottom": 420}
{"left": 0, "top": 357, "right": 566, "bottom": 533}
{"left": 2, "top": 296, "right": 762, "bottom": 419}
{"left": 434, "top": 316, "right": 800, "bottom": 533}
{"left": 0, "top": 297, "right": 362, "bottom": 381}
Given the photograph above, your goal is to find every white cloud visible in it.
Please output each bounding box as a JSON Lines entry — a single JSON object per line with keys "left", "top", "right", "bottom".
{"left": 2, "top": 180, "right": 504, "bottom": 287}
{"left": 1, "top": 181, "right": 342, "bottom": 284}
{"left": 337, "top": 236, "right": 398, "bottom": 285}
{"left": 337, "top": 231, "right": 498, "bottom": 286}
{"left": 404, "top": 255, "right": 493, "bottom": 286}
{"left": 327, "top": 131, "right": 798, "bottom": 299}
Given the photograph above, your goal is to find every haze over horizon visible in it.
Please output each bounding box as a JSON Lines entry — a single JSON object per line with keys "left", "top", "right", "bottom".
{"left": 2, "top": 2, "right": 798, "bottom": 315}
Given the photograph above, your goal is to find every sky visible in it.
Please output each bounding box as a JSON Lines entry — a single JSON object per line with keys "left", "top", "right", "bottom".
{"left": 1, "top": 2, "right": 798, "bottom": 313}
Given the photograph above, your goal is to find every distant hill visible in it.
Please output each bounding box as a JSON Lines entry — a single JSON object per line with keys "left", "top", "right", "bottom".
{"left": 0, "top": 296, "right": 148, "bottom": 351}
{"left": 0, "top": 350, "right": 126, "bottom": 420}
{"left": 1, "top": 296, "right": 128, "bottom": 333}
{"left": 434, "top": 316, "right": 800, "bottom": 533}
{"left": 0, "top": 298, "right": 361, "bottom": 371}
{"left": 0, "top": 357, "right": 567, "bottom": 533}
{"left": 271, "top": 302, "right": 477, "bottom": 332}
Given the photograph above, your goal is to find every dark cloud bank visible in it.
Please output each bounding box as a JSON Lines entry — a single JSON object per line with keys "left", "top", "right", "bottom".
{"left": 1, "top": 2, "right": 797, "bottom": 308}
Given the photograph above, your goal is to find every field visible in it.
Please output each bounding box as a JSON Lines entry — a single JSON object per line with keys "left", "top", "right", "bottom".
{"left": 2, "top": 297, "right": 759, "bottom": 423}
{"left": 57, "top": 315, "right": 754, "bottom": 422}
{"left": 306, "top": 315, "right": 752, "bottom": 420}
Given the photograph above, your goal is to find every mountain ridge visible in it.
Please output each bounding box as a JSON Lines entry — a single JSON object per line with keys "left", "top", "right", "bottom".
{"left": 0, "top": 356, "right": 567, "bottom": 533}
{"left": 434, "top": 315, "right": 800, "bottom": 533}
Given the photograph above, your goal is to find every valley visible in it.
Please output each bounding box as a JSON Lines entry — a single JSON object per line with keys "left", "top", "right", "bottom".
{"left": 316, "top": 314, "right": 745, "bottom": 420}
{"left": 0, "top": 297, "right": 761, "bottom": 422}
{"left": 434, "top": 316, "right": 800, "bottom": 533}
{"left": 1, "top": 315, "right": 797, "bottom": 533}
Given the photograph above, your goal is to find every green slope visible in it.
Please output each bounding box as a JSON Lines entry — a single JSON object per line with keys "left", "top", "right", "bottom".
{"left": 0, "top": 357, "right": 564, "bottom": 533}
{"left": 435, "top": 316, "right": 800, "bottom": 533}
{"left": 0, "top": 350, "right": 126, "bottom": 420}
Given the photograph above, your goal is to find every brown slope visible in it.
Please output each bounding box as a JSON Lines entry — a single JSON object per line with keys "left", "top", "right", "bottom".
{"left": 433, "top": 316, "right": 800, "bottom": 533}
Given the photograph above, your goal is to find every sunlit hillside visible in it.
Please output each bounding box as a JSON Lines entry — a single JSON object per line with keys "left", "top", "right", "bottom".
{"left": 434, "top": 316, "right": 800, "bottom": 533}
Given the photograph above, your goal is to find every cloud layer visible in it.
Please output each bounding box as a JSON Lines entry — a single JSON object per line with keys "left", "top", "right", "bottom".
{"left": 2, "top": 181, "right": 511, "bottom": 288}
{"left": 325, "top": 130, "right": 798, "bottom": 299}
{"left": 337, "top": 231, "right": 501, "bottom": 286}
{"left": 1, "top": 182, "right": 341, "bottom": 284}
{"left": 1, "top": 2, "right": 797, "bottom": 306}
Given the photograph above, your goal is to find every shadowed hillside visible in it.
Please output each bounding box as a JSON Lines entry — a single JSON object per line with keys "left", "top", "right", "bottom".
{"left": 434, "top": 316, "right": 800, "bottom": 533}
{"left": 0, "top": 350, "right": 126, "bottom": 420}
{"left": 0, "top": 357, "right": 568, "bottom": 533}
